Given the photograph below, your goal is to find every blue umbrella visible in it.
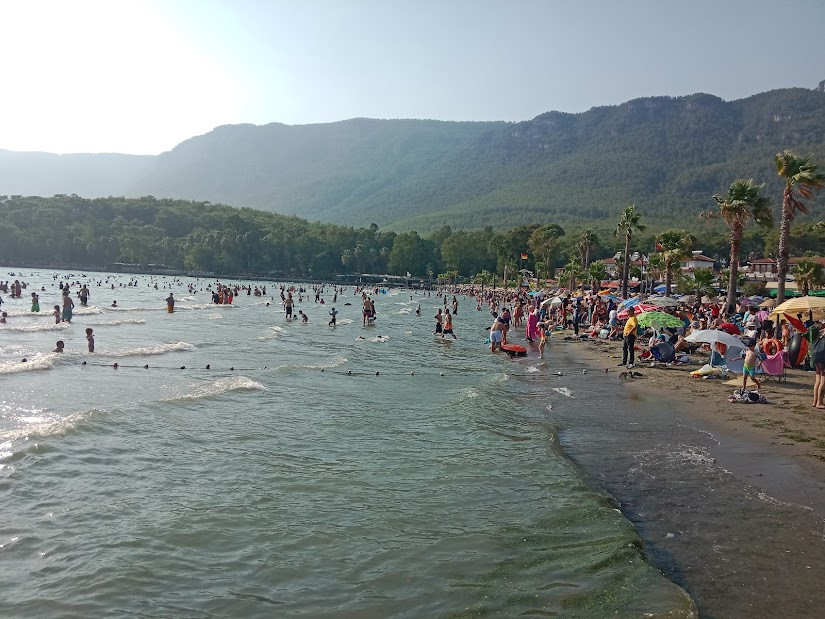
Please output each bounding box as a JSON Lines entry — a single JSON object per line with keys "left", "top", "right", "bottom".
{"left": 619, "top": 296, "right": 643, "bottom": 309}
{"left": 653, "top": 284, "right": 667, "bottom": 293}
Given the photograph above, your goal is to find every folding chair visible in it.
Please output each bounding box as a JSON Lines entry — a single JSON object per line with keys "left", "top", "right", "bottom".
{"left": 760, "top": 350, "right": 787, "bottom": 382}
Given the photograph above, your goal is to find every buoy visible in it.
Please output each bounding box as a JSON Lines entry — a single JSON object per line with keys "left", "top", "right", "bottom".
{"left": 410, "top": 371, "right": 415, "bottom": 375}
{"left": 144, "top": 364, "right": 149, "bottom": 369}
{"left": 603, "top": 368, "right": 608, "bottom": 373}
{"left": 205, "top": 364, "right": 210, "bottom": 369}
{"left": 375, "top": 371, "right": 380, "bottom": 376}
{"left": 230, "top": 367, "right": 234, "bottom": 371}
{"left": 582, "top": 369, "right": 587, "bottom": 374}
{"left": 21, "top": 358, "right": 27, "bottom": 363}
{"left": 440, "top": 372, "right": 444, "bottom": 376}
{"left": 320, "top": 368, "right": 324, "bottom": 372}
{"left": 180, "top": 366, "right": 185, "bottom": 370}
{"left": 82, "top": 361, "right": 87, "bottom": 365}
{"left": 557, "top": 371, "right": 563, "bottom": 376}
{"left": 113, "top": 363, "right": 118, "bottom": 369}
{"left": 347, "top": 370, "right": 352, "bottom": 375}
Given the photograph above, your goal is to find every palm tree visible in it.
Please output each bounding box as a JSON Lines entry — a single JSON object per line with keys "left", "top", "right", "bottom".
{"left": 577, "top": 228, "right": 599, "bottom": 269}
{"left": 614, "top": 205, "right": 645, "bottom": 299}
{"left": 680, "top": 267, "right": 717, "bottom": 300}
{"left": 775, "top": 151, "right": 825, "bottom": 305}
{"left": 793, "top": 259, "right": 824, "bottom": 296}
{"left": 711, "top": 179, "right": 771, "bottom": 313}
{"left": 587, "top": 262, "right": 609, "bottom": 292}
{"left": 656, "top": 229, "right": 695, "bottom": 297}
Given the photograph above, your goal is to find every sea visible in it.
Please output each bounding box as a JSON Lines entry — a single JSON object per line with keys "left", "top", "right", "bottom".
{"left": 0, "top": 268, "right": 699, "bottom": 617}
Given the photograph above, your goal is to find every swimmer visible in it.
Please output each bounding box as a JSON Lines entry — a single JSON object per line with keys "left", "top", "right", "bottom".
{"left": 415, "top": 304, "right": 421, "bottom": 316}
{"left": 329, "top": 307, "right": 338, "bottom": 327}
{"left": 54, "top": 340, "right": 65, "bottom": 353}
{"left": 0, "top": 311, "right": 6, "bottom": 323}
{"left": 85, "top": 328, "right": 95, "bottom": 353}
{"left": 111, "top": 300, "right": 118, "bottom": 307}
{"left": 298, "top": 310, "right": 308, "bottom": 323}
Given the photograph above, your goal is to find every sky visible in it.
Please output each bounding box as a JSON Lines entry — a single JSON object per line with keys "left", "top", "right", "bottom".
{"left": 1, "top": 0, "right": 823, "bottom": 155}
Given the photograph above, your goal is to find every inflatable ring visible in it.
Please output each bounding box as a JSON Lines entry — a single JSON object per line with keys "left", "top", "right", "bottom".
{"left": 762, "top": 338, "right": 782, "bottom": 356}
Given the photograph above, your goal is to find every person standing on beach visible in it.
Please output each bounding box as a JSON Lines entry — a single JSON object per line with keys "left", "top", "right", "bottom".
{"left": 620, "top": 306, "right": 638, "bottom": 368}
{"left": 739, "top": 341, "right": 762, "bottom": 391}
{"left": 812, "top": 322, "right": 825, "bottom": 409}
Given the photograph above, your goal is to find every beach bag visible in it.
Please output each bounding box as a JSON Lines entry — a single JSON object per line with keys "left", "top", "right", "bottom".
{"left": 813, "top": 335, "right": 825, "bottom": 365}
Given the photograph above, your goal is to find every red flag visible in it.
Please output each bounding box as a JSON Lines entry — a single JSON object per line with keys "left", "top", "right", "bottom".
{"left": 520, "top": 252, "right": 528, "bottom": 260}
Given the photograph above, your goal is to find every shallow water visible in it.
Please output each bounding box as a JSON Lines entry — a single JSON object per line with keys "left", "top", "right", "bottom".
{"left": 0, "top": 269, "right": 694, "bottom": 617}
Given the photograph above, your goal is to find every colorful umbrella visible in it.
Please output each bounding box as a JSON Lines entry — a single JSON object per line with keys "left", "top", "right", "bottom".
{"left": 636, "top": 311, "right": 685, "bottom": 328}
{"left": 719, "top": 322, "right": 741, "bottom": 335}
{"left": 769, "top": 296, "right": 825, "bottom": 319}
{"left": 617, "top": 303, "right": 658, "bottom": 320}
{"left": 783, "top": 313, "right": 807, "bottom": 333}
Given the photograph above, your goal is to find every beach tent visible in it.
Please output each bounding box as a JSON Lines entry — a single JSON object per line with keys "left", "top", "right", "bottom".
{"left": 686, "top": 329, "right": 746, "bottom": 369}
{"left": 617, "top": 303, "right": 658, "bottom": 319}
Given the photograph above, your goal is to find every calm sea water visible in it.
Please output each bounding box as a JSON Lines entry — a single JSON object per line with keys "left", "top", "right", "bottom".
{"left": 0, "top": 269, "right": 694, "bottom": 617}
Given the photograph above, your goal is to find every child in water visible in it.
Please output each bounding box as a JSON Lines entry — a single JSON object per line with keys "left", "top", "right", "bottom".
{"left": 85, "top": 328, "right": 95, "bottom": 353}
{"left": 328, "top": 307, "right": 338, "bottom": 326}
{"left": 53, "top": 340, "right": 65, "bottom": 353}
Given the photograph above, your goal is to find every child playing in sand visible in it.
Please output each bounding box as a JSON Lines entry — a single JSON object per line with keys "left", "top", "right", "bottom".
{"left": 85, "top": 328, "right": 95, "bottom": 353}
{"left": 740, "top": 340, "right": 762, "bottom": 390}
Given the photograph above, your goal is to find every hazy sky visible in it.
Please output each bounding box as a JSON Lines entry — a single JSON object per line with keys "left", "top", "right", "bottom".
{"left": 2, "top": 0, "right": 822, "bottom": 154}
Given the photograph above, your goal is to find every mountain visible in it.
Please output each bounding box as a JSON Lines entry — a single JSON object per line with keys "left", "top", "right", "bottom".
{"left": 2, "top": 88, "right": 824, "bottom": 231}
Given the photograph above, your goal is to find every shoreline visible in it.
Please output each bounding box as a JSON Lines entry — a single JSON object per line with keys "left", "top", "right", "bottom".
{"left": 547, "top": 335, "right": 825, "bottom": 617}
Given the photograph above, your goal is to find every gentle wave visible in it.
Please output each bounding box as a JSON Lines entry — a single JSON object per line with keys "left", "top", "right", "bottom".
{"left": 108, "top": 342, "right": 195, "bottom": 357}
{"left": 73, "top": 307, "right": 103, "bottom": 315}
{"left": 256, "top": 325, "right": 285, "bottom": 341}
{"left": 0, "top": 408, "right": 98, "bottom": 447}
{"left": 304, "top": 356, "right": 348, "bottom": 370}
{"left": 1, "top": 322, "right": 69, "bottom": 333}
{"left": 86, "top": 319, "right": 147, "bottom": 327}
{"left": 551, "top": 387, "right": 574, "bottom": 398}
{"left": 0, "top": 354, "right": 58, "bottom": 375}
{"left": 370, "top": 335, "right": 390, "bottom": 343}
{"left": 168, "top": 376, "right": 266, "bottom": 402}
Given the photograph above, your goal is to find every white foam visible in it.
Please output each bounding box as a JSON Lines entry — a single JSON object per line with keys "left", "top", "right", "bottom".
{"left": 109, "top": 342, "right": 195, "bottom": 357}
{"left": 256, "top": 325, "right": 285, "bottom": 341}
{"left": 169, "top": 376, "right": 265, "bottom": 402}
{"left": 206, "top": 313, "right": 223, "bottom": 320}
{"left": 86, "top": 319, "right": 147, "bottom": 327}
{"left": 304, "top": 356, "right": 348, "bottom": 369}
{"left": 551, "top": 387, "right": 574, "bottom": 398}
{"left": 370, "top": 335, "right": 390, "bottom": 343}
{"left": 73, "top": 307, "right": 103, "bottom": 315}
{"left": 0, "top": 354, "right": 58, "bottom": 375}
{"left": 336, "top": 318, "right": 354, "bottom": 325}
{"left": 526, "top": 366, "right": 540, "bottom": 373}
{"left": 546, "top": 403, "right": 553, "bottom": 412}
{"left": 1, "top": 322, "right": 69, "bottom": 333}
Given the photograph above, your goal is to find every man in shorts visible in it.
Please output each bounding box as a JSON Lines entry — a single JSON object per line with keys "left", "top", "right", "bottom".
{"left": 490, "top": 314, "right": 507, "bottom": 352}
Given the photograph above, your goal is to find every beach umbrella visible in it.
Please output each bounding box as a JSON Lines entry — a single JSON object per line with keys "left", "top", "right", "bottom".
{"left": 685, "top": 328, "right": 746, "bottom": 349}
{"left": 636, "top": 311, "right": 685, "bottom": 329}
{"left": 619, "top": 296, "right": 643, "bottom": 309}
{"left": 599, "top": 293, "right": 621, "bottom": 302}
{"left": 653, "top": 284, "right": 667, "bottom": 293}
{"left": 769, "top": 295, "right": 825, "bottom": 320}
{"left": 782, "top": 313, "right": 807, "bottom": 333}
{"left": 617, "top": 303, "right": 659, "bottom": 319}
{"left": 541, "top": 296, "right": 563, "bottom": 308}
{"left": 758, "top": 298, "right": 775, "bottom": 309}
{"left": 680, "top": 295, "right": 696, "bottom": 305}
{"left": 700, "top": 295, "right": 716, "bottom": 304}
{"left": 648, "top": 296, "right": 681, "bottom": 308}
{"left": 718, "top": 321, "right": 741, "bottom": 335}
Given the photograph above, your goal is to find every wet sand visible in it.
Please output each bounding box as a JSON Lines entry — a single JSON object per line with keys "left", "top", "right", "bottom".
{"left": 547, "top": 335, "right": 825, "bottom": 618}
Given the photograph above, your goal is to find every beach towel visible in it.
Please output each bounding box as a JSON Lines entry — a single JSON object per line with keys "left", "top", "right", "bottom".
{"left": 728, "top": 389, "right": 768, "bottom": 404}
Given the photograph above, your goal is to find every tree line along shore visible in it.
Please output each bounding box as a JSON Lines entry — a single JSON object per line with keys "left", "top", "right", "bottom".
{"left": 2, "top": 149, "right": 823, "bottom": 307}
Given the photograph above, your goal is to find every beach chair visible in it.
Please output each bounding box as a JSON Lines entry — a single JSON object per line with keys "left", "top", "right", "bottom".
{"left": 759, "top": 350, "right": 786, "bottom": 383}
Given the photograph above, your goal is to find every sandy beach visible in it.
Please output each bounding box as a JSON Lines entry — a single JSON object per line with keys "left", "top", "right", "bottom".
{"left": 549, "top": 334, "right": 825, "bottom": 617}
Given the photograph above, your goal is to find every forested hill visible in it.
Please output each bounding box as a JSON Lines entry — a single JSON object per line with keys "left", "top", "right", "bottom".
{"left": 2, "top": 87, "right": 825, "bottom": 231}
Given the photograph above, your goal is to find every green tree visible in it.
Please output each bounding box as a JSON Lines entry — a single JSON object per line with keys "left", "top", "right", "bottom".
{"left": 577, "top": 228, "right": 600, "bottom": 269}
{"left": 614, "top": 205, "right": 646, "bottom": 299}
{"left": 793, "top": 259, "right": 824, "bottom": 296}
{"left": 586, "top": 261, "right": 609, "bottom": 291}
{"left": 387, "top": 232, "right": 434, "bottom": 276}
{"left": 711, "top": 179, "right": 772, "bottom": 313}
{"left": 656, "top": 229, "right": 695, "bottom": 297}
{"left": 527, "top": 224, "right": 565, "bottom": 277}
{"left": 774, "top": 150, "right": 825, "bottom": 305}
